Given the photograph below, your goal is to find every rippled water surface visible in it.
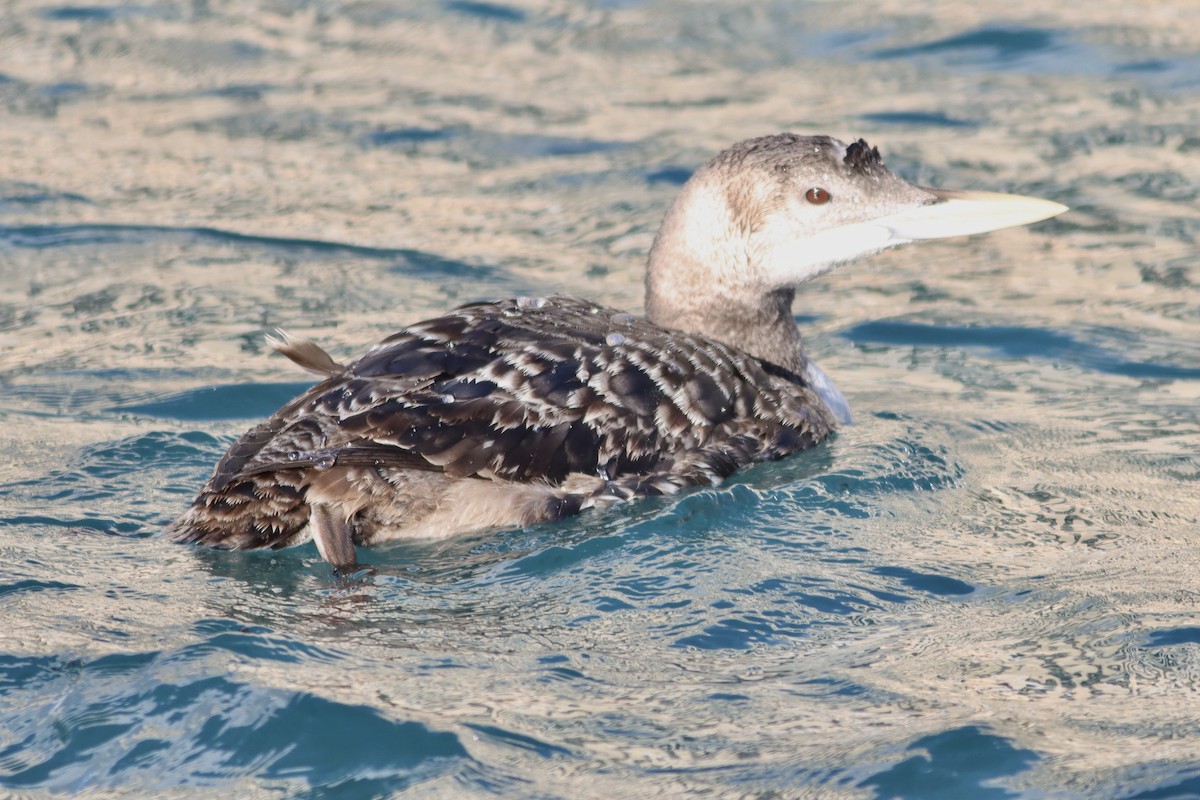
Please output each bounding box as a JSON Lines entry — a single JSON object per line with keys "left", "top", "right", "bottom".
{"left": 3, "top": 1, "right": 1200, "bottom": 797}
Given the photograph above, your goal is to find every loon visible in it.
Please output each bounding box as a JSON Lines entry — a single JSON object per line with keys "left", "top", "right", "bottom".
{"left": 171, "top": 133, "right": 1066, "bottom": 572}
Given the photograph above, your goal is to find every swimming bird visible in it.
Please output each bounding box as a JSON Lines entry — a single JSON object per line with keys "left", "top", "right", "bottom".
{"left": 171, "top": 133, "right": 1066, "bottom": 572}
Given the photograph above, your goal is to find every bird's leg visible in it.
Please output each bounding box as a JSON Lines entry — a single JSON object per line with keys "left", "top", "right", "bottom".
{"left": 309, "top": 503, "right": 360, "bottom": 575}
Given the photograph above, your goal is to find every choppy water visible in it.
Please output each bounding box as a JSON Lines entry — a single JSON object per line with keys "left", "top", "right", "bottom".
{"left": 3, "top": 1, "right": 1200, "bottom": 797}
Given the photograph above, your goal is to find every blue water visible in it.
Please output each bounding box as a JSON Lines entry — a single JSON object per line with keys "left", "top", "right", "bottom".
{"left": 3, "top": 1, "right": 1200, "bottom": 797}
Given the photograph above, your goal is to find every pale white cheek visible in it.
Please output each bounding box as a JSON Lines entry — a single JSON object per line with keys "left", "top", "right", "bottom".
{"left": 760, "top": 220, "right": 907, "bottom": 288}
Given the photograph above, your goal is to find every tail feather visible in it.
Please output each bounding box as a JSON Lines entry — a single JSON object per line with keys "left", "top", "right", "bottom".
{"left": 266, "top": 329, "right": 345, "bottom": 377}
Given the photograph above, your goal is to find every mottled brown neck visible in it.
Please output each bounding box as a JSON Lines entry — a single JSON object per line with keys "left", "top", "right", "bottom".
{"left": 646, "top": 283, "right": 806, "bottom": 374}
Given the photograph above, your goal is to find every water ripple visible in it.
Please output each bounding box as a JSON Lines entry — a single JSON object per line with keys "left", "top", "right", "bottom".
{"left": 0, "top": 223, "right": 490, "bottom": 279}
{"left": 0, "top": 638, "right": 469, "bottom": 795}
{"left": 845, "top": 319, "right": 1200, "bottom": 381}
{"left": 860, "top": 726, "right": 1039, "bottom": 799}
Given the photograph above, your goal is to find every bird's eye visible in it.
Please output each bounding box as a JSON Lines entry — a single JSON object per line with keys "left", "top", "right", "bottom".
{"left": 805, "top": 187, "right": 831, "bottom": 205}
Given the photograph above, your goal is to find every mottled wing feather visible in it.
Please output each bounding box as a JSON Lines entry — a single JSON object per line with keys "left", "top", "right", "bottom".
{"left": 172, "top": 296, "right": 835, "bottom": 549}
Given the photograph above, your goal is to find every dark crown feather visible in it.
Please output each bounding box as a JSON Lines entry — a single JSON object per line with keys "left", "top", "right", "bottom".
{"left": 843, "top": 138, "right": 883, "bottom": 174}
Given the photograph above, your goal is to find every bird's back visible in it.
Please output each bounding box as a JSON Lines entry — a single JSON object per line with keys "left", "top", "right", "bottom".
{"left": 171, "top": 296, "right": 836, "bottom": 551}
